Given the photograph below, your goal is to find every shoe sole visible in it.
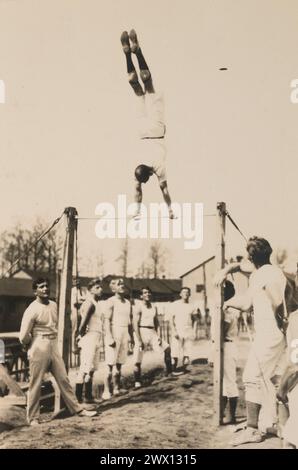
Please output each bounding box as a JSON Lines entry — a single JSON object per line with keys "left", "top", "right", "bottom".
{"left": 113, "top": 390, "right": 128, "bottom": 397}
{"left": 231, "top": 435, "right": 263, "bottom": 446}
{"left": 232, "top": 438, "right": 263, "bottom": 447}
{"left": 78, "top": 411, "right": 97, "bottom": 418}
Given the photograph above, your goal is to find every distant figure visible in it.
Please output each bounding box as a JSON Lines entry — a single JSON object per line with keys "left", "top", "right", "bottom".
{"left": 205, "top": 308, "right": 211, "bottom": 340}
{"left": 120, "top": 29, "right": 175, "bottom": 219}
{"left": 246, "top": 311, "right": 254, "bottom": 332}
{"left": 237, "top": 311, "right": 247, "bottom": 335}
{"left": 191, "top": 308, "right": 202, "bottom": 341}
{"left": 171, "top": 287, "right": 196, "bottom": 372}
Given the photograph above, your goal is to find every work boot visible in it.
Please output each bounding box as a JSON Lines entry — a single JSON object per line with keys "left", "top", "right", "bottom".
{"left": 75, "top": 383, "right": 83, "bottom": 404}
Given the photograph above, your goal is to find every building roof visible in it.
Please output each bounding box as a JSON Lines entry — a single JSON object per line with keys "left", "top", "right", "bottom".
{"left": 12, "top": 269, "right": 56, "bottom": 283}
{"left": 0, "top": 278, "right": 35, "bottom": 298}
{"left": 12, "top": 270, "right": 32, "bottom": 280}
{"left": 97, "top": 276, "right": 181, "bottom": 297}
{"left": 0, "top": 274, "right": 181, "bottom": 299}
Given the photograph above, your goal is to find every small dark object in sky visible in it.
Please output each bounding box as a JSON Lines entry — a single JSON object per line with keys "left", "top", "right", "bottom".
{"left": 219, "top": 67, "right": 228, "bottom": 71}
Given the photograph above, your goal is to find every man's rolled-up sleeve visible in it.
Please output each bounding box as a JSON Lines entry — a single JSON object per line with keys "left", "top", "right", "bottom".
{"left": 19, "top": 308, "right": 35, "bottom": 345}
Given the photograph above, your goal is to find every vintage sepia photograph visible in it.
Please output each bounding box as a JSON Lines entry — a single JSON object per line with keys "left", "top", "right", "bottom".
{"left": 0, "top": 0, "right": 297, "bottom": 454}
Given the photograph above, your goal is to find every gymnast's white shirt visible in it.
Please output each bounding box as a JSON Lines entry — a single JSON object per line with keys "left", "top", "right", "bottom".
{"left": 134, "top": 92, "right": 167, "bottom": 183}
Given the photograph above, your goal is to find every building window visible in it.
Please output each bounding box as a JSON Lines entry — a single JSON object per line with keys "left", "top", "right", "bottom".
{"left": 196, "top": 284, "right": 204, "bottom": 293}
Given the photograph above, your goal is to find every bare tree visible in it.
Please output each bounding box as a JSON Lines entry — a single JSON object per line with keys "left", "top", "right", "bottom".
{"left": 95, "top": 252, "right": 105, "bottom": 278}
{"left": 0, "top": 219, "right": 63, "bottom": 277}
{"left": 116, "top": 239, "right": 129, "bottom": 277}
{"left": 147, "top": 241, "right": 168, "bottom": 278}
{"left": 136, "top": 261, "right": 153, "bottom": 279}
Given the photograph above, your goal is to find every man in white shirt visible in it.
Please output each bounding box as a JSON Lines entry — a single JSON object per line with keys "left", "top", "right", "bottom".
{"left": 133, "top": 286, "right": 172, "bottom": 388}
{"left": 75, "top": 278, "right": 104, "bottom": 404}
{"left": 103, "top": 278, "right": 133, "bottom": 400}
{"left": 120, "top": 29, "right": 174, "bottom": 219}
{"left": 171, "top": 287, "right": 196, "bottom": 372}
{"left": 219, "top": 237, "right": 287, "bottom": 445}
{"left": 19, "top": 278, "right": 96, "bottom": 425}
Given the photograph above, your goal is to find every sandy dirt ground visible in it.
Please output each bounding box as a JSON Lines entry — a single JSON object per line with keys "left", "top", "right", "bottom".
{"left": 213, "top": 336, "right": 282, "bottom": 449}
{"left": 0, "top": 361, "right": 215, "bottom": 449}
{"left": 0, "top": 336, "right": 284, "bottom": 449}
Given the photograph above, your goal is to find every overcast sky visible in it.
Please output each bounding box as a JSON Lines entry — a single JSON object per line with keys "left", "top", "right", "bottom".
{"left": 0, "top": 0, "right": 297, "bottom": 277}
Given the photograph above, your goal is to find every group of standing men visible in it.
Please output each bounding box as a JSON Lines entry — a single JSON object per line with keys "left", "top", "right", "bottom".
{"left": 19, "top": 276, "right": 197, "bottom": 425}
{"left": 75, "top": 280, "right": 196, "bottom": 401}
{"left": 18, "top": 235, "right": 297, "bottom": 448}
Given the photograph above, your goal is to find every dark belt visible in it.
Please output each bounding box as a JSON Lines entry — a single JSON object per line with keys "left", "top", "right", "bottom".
{"left": 34, "top": 334, "right": 57, "bottom": 340}
{"left": 141, "top": 136, "right": 164, "bottom": 140}
{"left": 140, "top": 326, "right": 155, "bottom": 329}
{"left": 224, "top": 339, "right": 233, "bottom": 343}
